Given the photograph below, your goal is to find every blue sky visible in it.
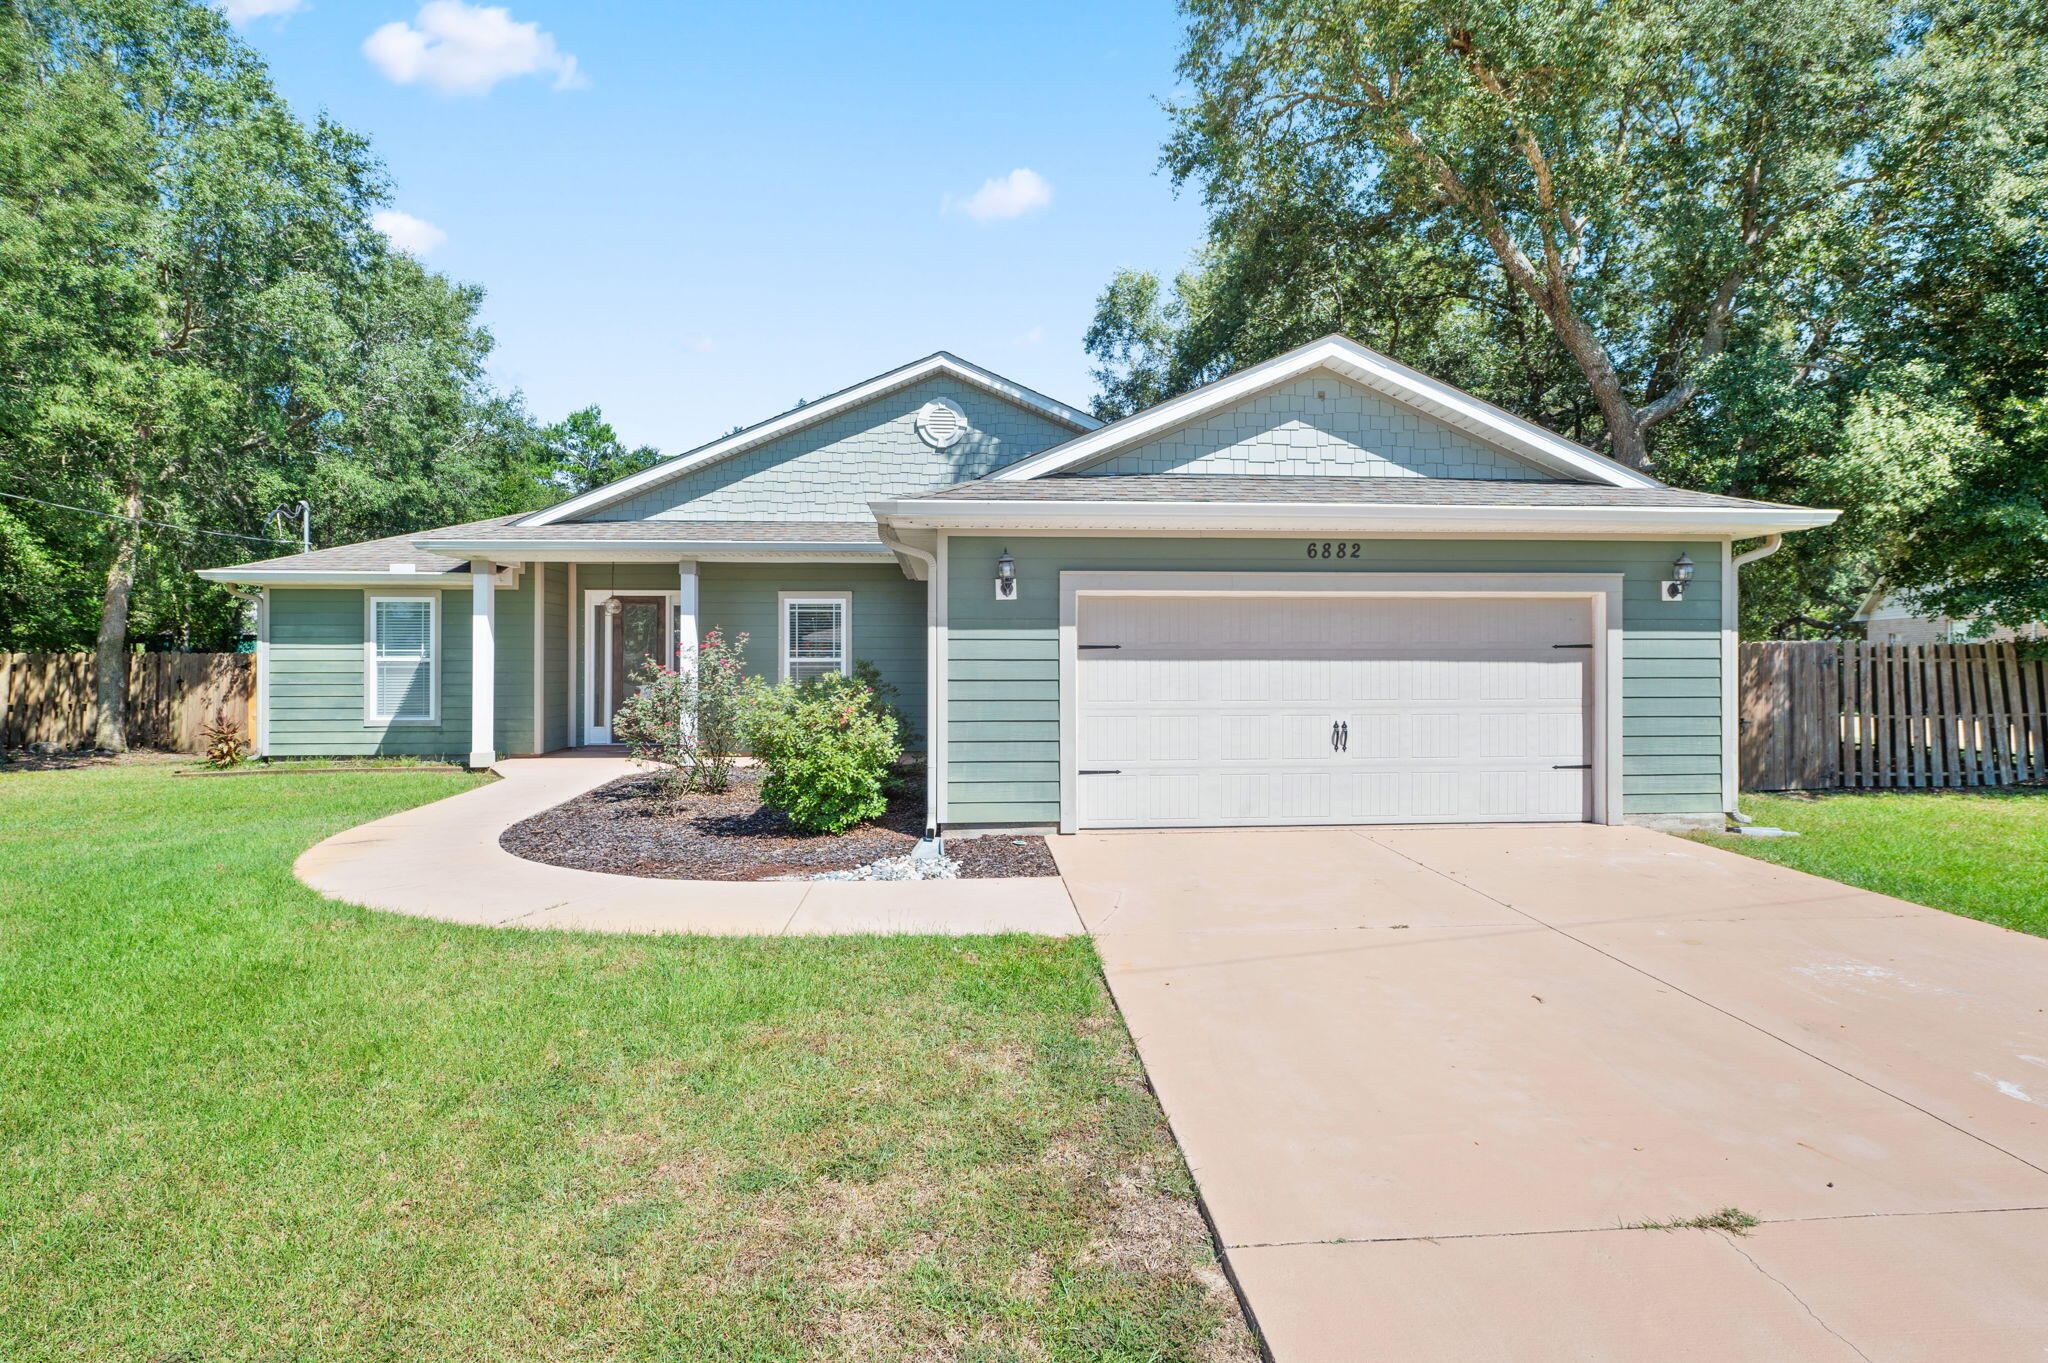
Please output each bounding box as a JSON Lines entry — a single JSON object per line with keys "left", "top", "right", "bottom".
{"left": 226, "top": 0, "right": 1208, "bottom": 452}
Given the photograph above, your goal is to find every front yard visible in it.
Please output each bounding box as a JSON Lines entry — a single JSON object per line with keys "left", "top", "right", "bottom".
{"left": 1696, "top": 787, "right": 2048, "bottom": 938}
{"left": 0, "top": 762, "right": 1251, "bottom": 1361}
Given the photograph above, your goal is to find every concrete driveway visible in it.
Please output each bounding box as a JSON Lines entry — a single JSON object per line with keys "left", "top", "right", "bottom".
{"left": 1054, "top": 823, "right": 2048, "bottom": 1362}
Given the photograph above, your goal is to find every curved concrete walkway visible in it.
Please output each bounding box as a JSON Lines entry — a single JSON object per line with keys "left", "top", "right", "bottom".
{"left": 294, "top": 753, "right": 1083, "bottom": 936}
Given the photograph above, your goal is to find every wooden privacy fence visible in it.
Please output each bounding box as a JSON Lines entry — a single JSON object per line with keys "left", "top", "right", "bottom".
{"left": 1, "top": 652, "right": 252, "bottom": 754}
{"left": 1742, "top": 641, "right": 2048, "bottom": 791}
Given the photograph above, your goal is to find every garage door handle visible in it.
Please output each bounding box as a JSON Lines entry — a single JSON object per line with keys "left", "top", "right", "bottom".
{"left": 1331, "top": 721, "right": 1341, "bottom": 752}
{"left": 1339, "top": 721, "right": 1349, "bottom": 751}
{"left": 1553, "top": 763, "right": 1592, "bottom": 769}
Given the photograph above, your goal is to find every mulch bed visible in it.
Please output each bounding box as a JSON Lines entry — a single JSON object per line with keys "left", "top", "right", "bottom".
{"left": 499, "top": 768, "right": 1059, "bottom": 881}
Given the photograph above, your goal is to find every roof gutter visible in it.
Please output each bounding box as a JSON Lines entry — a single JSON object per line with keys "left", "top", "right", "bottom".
{"left": 195, "top": 568, "right": 470, "bottom": 587}
{"left": 414, "top": 538, "right": 892, "bottom": 560}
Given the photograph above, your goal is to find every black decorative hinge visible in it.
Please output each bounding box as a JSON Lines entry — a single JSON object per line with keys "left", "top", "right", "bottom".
{"left": 1553, "top": 763, "right": 1593, "bottom": 770}
{"left": 1078, "top": 769, "right": 1122, "bottom": 775}
{"left": 1078, "top": 644, "right": 1122, "bottom": 650}
{"left": 1551, "top": 643, "right": 1594, "bottom": 649}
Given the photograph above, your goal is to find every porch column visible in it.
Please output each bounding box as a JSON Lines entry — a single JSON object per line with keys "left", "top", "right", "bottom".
{"left": 468, "top": 560, "right": 497, "bottom": 769}
{"left": 677, "top": 560, "right": 699, "bottom": 669}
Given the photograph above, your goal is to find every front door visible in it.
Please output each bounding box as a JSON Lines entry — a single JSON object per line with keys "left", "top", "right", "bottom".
{"left": 585, "top": 594, "right": 671, "bottom": 744}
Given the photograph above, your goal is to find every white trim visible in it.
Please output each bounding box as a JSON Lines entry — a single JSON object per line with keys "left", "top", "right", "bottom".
{"left": 566, "top": 563, "right": 578, "bottom": 746}
{"left": 363, "top": 591, "right": 441, "bottom": 726}
{"left": 531, "top": 564, "right": 545, "bottom": 755}
{"left": 580, "top": 587, "right": 681, "bottom": 745}
{"left": 777, "top": 591, "right": 853, "bottom": 682}
{"left": 468, "top": 565, "right": 495, "bottom": 767}
{"left": 933, "top": 534, "right": 949, "bottom": 829}
{"left": 199, "top": 569, "right": 469, "bottom": 587}
{"left": 677, "top": 560, "right": 700, "bottom": 666}
{"left": 1055, "top": 571, "right": 1626, "bottom": 834}
{"left": 869, "top": 498, "right": 1838, "bottom": 538}
{"left": 1721, "top": 540, "right": 1738, "bottom": 814}
{"left": 994, "top": 336, "right": 1660, "bottom": 488}
{"left": 515, "top": 353, "right": 1098, "bottom": 526}
{"left": 256, "top": 588, "right": 271, "bottom": 758}
{"left": 414, "top": 538, "right": 893, "bottom": 562}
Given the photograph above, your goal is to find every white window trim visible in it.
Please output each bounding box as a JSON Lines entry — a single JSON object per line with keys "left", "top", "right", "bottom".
{"left": 778, "top": 591, "right": 853, "bottom": 682}
{"left": 363, "top": 592, "right": 441, "bottom": 725}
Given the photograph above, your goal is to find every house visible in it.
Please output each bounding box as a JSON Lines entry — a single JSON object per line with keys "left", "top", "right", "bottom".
{"left": 1854, "top": 586, "right": 2045, "bottom": 646}
{"left": 198, "top": 335, "right": 1837, "bottom": 834}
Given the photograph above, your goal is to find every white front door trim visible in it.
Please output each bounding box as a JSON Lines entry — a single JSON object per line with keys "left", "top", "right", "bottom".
{"left": 580, "top": 586, "right": 680, "bottom": 745}
{"left": 1057, "top": 571, "right": 1626, "bottom": 834}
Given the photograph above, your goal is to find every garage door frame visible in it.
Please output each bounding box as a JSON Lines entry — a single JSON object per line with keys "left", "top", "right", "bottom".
{"left": 1057, "top": 571, "right": 1626, "bottom": 833}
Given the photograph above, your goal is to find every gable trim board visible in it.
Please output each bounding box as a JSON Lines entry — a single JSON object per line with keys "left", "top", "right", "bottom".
{"left": 516, "top": 353, "right": 1100, "bottom": 527}
{"left": 991, "top": 336, "right": 1660, "bottom": 488}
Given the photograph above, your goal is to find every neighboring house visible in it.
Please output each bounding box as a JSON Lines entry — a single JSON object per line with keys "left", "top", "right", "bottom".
{"left": 1854, "top": 586, "right": 2046, "bottom": 646}
{"left": 200, "top": 335, "right": 1836, "bottom": 833}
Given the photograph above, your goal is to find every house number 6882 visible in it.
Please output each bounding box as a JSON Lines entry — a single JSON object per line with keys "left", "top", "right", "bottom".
{"left": 1306, "top": 541, "right": 1362, "bottom": 560}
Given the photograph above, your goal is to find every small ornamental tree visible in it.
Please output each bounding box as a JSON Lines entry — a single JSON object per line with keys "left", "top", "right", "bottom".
{"left": 742, "top": 672, "right": 903, "bottom": 834}
{"left": 611, "top": 628, "right": 750, "bottom": 801}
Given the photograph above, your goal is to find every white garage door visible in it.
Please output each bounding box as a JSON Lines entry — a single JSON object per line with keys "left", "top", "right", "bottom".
{"left": 1075, "top": 595, "right": 1595, "bottom": 828}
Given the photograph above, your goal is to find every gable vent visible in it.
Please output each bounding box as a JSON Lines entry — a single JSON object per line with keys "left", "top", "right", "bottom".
{"left": 916, "top": 398, "right": 969, "bottom": 449}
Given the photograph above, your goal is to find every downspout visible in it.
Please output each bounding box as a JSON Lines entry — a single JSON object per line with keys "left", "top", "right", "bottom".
{"left": 1723, "top": 535, "right": 1784, "bottom": 815}
{"left": 1732, "top": 534, "right": 1783, "bottom": 571}
{"left": 220, "top": 585, "right": 267, "bottom": 758}
{"left": 877, "top": 524, "right": 942, "bottom": 842}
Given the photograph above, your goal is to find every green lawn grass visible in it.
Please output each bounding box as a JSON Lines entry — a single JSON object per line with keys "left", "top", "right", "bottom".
{"left": 1694, "top": 787, "right": 2048, "bottom": 937}
{"left": 0, "top": 762, "right": 1251, "bottom": 1361}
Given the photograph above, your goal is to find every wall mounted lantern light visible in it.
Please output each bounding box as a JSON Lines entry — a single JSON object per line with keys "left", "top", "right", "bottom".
{"left": 994, "top": 549, "right": 1018, "bottom": 602}
{"left": 1661, "top": 553, "right": 1696, "bottom": 602}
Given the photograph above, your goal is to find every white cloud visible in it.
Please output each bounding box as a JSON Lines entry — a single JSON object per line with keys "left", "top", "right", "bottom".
{"left": 1015, "top": 325, "right": 1047, "bottom": 346}
{"left": 363, "top": 1, "right": 585, "bottom": 96}
{"left": 947, "top": 168, "right": 1053, "bottom": 224}
{"left": 373, "top": 209, "right": 447, "bottom": 256}
{"left": 216, "top": 0, "right": 304, "bottom": 22}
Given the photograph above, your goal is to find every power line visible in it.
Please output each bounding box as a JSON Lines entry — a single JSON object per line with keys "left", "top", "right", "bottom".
{"left": 0, "top": 488, "right": 300, "bottom": 547}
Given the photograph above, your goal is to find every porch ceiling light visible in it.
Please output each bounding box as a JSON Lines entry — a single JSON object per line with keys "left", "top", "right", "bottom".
{"left": 995, "top": 549, "right": 1018, "bottom": 602}
{"left": 603, "top": 595, "right": 624, "bottom": 617}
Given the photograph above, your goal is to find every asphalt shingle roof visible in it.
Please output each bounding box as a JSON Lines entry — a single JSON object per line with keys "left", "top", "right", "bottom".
{"left": 222, "top": 516, "right": 880, "bottom": 574}
{"left": 919, "top": 474, "right": 1810, "bottom": 511}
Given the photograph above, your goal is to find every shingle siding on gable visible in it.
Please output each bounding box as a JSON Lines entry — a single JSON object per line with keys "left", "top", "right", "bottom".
{"left": 1078, "top": 372, "right": 1549, "bottom": 480}
{"left": 589, "top": 377, "right": 1080, "bottom": 522}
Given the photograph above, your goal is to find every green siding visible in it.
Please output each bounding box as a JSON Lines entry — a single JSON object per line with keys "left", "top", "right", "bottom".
{"left": 541, "top": 563, "right": 569, "bottom": 751}
{"left": 696, "top": 562, "right": 928, "bottom": 746}
{"left": 943, "top": 536, "right": 1728, "bottom": 826}
{"left": 267, "top": 572, "right": 542, "bottom": 758}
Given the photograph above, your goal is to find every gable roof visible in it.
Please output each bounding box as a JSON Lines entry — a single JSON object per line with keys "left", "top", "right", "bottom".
{"left": 516, "top": 352, "right": 1100, "bottom": 527}
{"left": 988, "top": 335, "right": 1660, "bottom": 489}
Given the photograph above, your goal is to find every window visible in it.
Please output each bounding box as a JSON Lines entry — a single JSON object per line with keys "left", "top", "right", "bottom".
{"left": 779, "top": 592, "right": 850, "bottom": 682}
{"left": 367, "top": 595, "right": 437, "bottom": 722}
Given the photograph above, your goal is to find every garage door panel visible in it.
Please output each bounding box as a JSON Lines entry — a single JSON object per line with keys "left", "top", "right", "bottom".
{"left": 1076, "top": 595, "right": 1595, "bottom": 828}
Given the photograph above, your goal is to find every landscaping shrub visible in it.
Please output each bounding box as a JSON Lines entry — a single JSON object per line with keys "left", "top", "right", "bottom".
{"left": 611, "top": 628, "right": 750, "bottom": 800}
{"left": 199, "top": 708, "right": 247, "bottom": 768}
{"left": 743, "top": 671, "right": 903, "bottom": 833}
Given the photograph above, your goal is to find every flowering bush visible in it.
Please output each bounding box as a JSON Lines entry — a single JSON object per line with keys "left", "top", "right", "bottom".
{"left": 742, "top": 671, "right": 903, "bottom": 833}
{"left": 612, "top": 628, "right": 750, "bottom": 800}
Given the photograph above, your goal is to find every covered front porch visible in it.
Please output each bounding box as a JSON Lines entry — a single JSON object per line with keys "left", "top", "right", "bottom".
{"left": 446, "top": 555, "right": 927, "bottom": 769}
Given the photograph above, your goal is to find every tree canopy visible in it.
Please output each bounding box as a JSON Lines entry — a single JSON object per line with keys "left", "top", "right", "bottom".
{"left": 1090, "top": 0, "right": 2048, "bottom": 635}
{"left": 0, "top": 0, "right": 657, "bottom": 738}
